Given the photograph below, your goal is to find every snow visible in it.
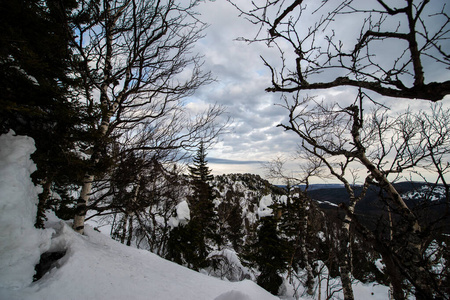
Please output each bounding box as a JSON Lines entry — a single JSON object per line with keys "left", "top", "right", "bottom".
{"left": 279, "top": 261, "right": 390, "bottom": 300}
{"left": 402, "top": 185, "right": 446, "bottom": 201}
{"left": 374, "top": 258, "right": 385, "bottom": 273}
{"left": 0, "top": 131, "right": 53, "bottom": 289}
{"left": 206, "top": 249, "right": 251, "bottom": 281}
{"left": 215, "top": 290, "right": 251, "bottom": 300}
{"left": 2, "top": 218, "right": 278, "bottom": 300}
{"left": 315, "top": 200, "right": 338, "bottom": 207}
{"left": 0, "top": 132, "right": 277, "bottom": 300}
{"left": 317, "top": 231, "right": 326, "bottom": 242}
{"left": 258, "top": 195, "right": 274, "bottom": 217}
{"left": 169, "top": 200, "right": 191, "bottom": 227}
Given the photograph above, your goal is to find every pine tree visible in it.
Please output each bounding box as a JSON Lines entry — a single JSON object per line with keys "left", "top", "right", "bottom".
{"left": 188, "top": 142, "right": 214, "bottom": 183}
{"left": 167, "top": 142, "right": 218, "bottom": 270}
{"left": 244, "top": 214, "right": 288, "bottom": 295}
{"left": 0, "top": 0, "right": 92, "bottom": 228}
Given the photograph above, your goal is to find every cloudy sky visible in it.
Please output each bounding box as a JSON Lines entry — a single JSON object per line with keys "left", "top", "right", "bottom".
{"left": 184, "top": 0, "right": 450, "bottom": 182}
{"left": 185, "top": 0, "right": 295, "bottom": 178}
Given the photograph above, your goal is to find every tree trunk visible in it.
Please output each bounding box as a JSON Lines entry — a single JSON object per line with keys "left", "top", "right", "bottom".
{"left": 119, "top": 214, "right": 127, "bottom": 244}
{"left": 382, "top": 252, "right": 406, "bottom": 300}
{"left": 35, "top": 178, "right": 52, "bottom": 228}
{"left": 340, "top": 261, "right": 354, "bottom": 300}
{"left": 300, "top": 200, "right": 314, "bottom": 296}
{"left": 352, "top": 123, "right": 434, "bottom": 298}
{"left": 72, "top": 0, "right": 116, "bottom": 235}
{"left": 126, "top": 176, "right": 140, "bottom": 246}
{"left": 73, "top": 174, "right": 94, "bottom": 233}
{"left": 126, "top": 215, "right": 133, "bottom": 246}
{"left": 338, "top": 192, "right": 357, "bottom": 300}
{"left": 339, "top": 227, "right": 354, "bottom": 300}
{"left": 385, "top": 206, "right": 405, "bottom": 300}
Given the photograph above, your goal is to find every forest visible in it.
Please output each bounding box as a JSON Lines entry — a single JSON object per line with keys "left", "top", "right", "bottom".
{"left": 0, "top": 0, "right": 449, "bottom": 299}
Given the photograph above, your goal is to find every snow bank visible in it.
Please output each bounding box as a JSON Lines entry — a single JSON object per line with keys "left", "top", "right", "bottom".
{"left": 0, "top": 131, "right": 52, "bottom": 289}
{"left": 215, "top": 290, "right": 251, "bottom": 300}
{"left": 1, "top": 220, "right": 277, "bottom": 300}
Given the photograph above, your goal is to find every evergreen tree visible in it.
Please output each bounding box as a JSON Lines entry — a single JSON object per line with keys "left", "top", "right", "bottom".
{"left": 226, "top": 204, "right": 244, "bottom": 252}
{"left": 189, "top": 142, "right": 219, "bottom": 268}
{"left": 244, "top": 213, "right": 288, "bottom": 295}
{"left": 188, "top": 142, "right": 214, "bottom": 183}
{"left": 167, "top": 142, "right": 218, "bottom": 270}
{"left": 0, "top": 0, "right": 92, "bottom": 228}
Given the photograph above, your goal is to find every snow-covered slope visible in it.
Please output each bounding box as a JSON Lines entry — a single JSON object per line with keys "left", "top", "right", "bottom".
{"left": 0, "top": 131, "right": 277, "bottom": 300}
{"left": 2, "top": 218, "right": 278, "bottom": 300}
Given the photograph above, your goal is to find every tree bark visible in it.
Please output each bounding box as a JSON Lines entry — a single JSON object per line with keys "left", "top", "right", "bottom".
{"left": 73, "top": 174, "right": 94, "bottom": 233}
{"left": 339, "top": 219, "right": 354, "bottom": 300}
{"left": 72, "top": 0, "right": 116, "bottom": 235}
{"left": 382, "top": 251, "right": 406, "bottom": 300}
{"left": 35, "top": 178, "right": 52, "bottom": 229}
{"left": 126, "top": 215, "right": 133, "bottom": 246}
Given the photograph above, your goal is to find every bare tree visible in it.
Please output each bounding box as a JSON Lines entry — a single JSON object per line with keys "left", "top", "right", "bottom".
{"left": 264, "top": 157, "right": 330, "bottom": 297}
{"left": 67, "top": 0, "right": 224, "bottom": 234}
{"left": 228, "top": 1, "right": 449, "bottom": 297}
{"left": 228, "top": 0, "right": 450, "bottom": 101}
{"left": 277, "top": 93, "right": 449, "bottom": 299}
{"left": 415, "top": 104, "right": 450, "bottom": 207}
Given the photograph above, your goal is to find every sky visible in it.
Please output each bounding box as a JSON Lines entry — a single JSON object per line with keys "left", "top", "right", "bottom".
{"left": 186, "top": 0, "right": 302, "bottom": 178}
{"left": 184, "top": 0, "right": 450, "bottom": 182}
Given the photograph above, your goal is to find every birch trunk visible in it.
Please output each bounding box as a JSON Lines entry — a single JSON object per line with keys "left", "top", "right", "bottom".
{"left": 72, "top": 0, "right": 118, "bottom": 234}
{"left": 72, "top": 115, "right": 111, "bottom": 234}
{"left": 73, "top": 174, "right": 94, "bottom": 233}
{"left": 120, "top": 214, "right": 128, "bottom": 244}
{"left": 301, "top": 200, "right": 314, "bottom": 296}
{"left": 340, "top": 212, "right": 354, "bottom": 300}
{"left": 126, "top": 215, "right": 133, "bottom": 246}
{"left": 126, "top": 176, "right": 141, "bottom": 246}
{"left": 358, "top": 154, "right": 435, "bottom": 299}
{"left": 347, "top": 107, "right": 432, "bottom": 298}
{"left": 386, "top": 205, "right": 405, "bottom": 300}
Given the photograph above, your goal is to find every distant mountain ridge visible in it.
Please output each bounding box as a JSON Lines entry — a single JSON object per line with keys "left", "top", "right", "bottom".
{"left": 212, "top": 175, "right": 448, "bottom": 233}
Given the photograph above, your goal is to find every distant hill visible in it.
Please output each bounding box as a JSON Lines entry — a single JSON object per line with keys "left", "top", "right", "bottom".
{"left": 242, "top": 178, "right": 448, "bottom": 232}
{"left": 303, "top": 181, "right": 449, "bottom": 232}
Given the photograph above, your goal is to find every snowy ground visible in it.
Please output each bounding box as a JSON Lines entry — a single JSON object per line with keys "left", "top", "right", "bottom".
{"left": 2, "top": 216, "right": 279, "bottom": 300}
{"left": 0, "top": 131, "right": 391, "bottom": 299}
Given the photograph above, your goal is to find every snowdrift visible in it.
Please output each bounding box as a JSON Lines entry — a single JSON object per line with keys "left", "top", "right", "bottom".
{"left": 2, "top": 218, "right": 278, "bottom": 300}
{"left": 0, "top": 131, "right": 53, "bottom": 290}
